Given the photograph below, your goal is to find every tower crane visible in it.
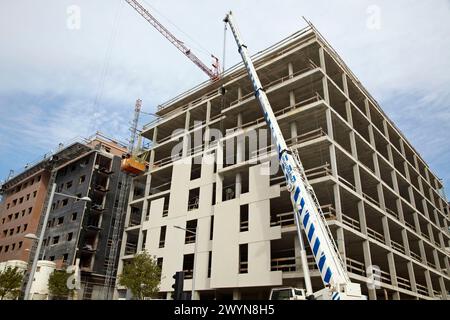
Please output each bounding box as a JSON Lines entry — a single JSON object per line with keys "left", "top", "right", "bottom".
{"left": 224, "top": 12, "right": 365, "bottom": 300}
{"left": 125, "top": 0, "right": 220, "bottom": 80}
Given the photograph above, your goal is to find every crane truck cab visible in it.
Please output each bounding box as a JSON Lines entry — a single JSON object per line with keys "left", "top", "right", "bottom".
{"left": 269, "top": 287, "right": 307, "bottom": 300}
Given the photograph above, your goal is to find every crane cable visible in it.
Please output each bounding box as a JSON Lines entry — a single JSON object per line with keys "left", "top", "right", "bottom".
{"left": 91, "top": 0, "right": 122, "bottom": 132}
{"left": 140, "top": 0, "right": 213, "bottom": 59}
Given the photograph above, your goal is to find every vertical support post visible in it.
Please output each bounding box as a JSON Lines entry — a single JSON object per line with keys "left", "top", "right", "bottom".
{"left": 24, "top": 183, "right": 56, "bottom": 300}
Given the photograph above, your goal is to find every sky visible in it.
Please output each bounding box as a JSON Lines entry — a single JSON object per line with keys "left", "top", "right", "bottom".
{"left": 0, "top": 0, "right": 449, "bottom": 194}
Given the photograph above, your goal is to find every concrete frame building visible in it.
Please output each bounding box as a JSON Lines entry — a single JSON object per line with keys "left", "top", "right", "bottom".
{"left": 39, "top": 135, "right": 128, "bottom": 300}
{"left": 116, "top": 25, "right": 450, "bottom": 300}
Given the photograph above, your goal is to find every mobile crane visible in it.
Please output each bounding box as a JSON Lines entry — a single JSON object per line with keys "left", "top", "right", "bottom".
{"left": 224, "top": 12, "right": 365, "bottom": 300}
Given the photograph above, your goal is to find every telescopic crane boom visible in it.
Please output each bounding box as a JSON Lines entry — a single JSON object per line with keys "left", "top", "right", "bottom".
{"left": 224, "top": 11, "right": 364, "bottom": 300}
{"left": 125, "top": 0, "right": 220, "bottom": 80}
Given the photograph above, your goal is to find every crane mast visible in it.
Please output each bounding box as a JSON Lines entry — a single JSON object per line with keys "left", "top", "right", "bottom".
{"left": 125, "top": 0, "right": 220, "bottom": 80}
{"left": 224, "top": 12, "right": 364, "bottom": 300}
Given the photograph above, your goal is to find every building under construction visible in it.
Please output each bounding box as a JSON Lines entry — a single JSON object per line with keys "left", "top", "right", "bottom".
{"left": 0, "top": 134, "right": 129, "bottom": 300}
{"left": 115, "top": 24, "right": 450, "bottom": 300}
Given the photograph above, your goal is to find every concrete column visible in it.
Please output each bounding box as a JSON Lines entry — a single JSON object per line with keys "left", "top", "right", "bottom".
{"left": 204, "top": 101, "right": 212, "bottom": 149}
{"left": 358, "top": 200, "right": 367, "bottom": 234}
{"left": 438, "top": 277, "right": 448, "bottom": 299}
{"left": 362, "top": 240, "right": 376, "bottom": 300}
{"left": 424, "top": 269, "right": 434, "bottom": 297}
{"left": 289, "top": 91, "right": 295, "bottom": 108}
{"left": 290, "top": 121, "right": 298, "bottom": 144}
{"left": 182, "top": 110, "right": 191, "bottom": 157}
{"left": 236, "top": 113, "right": 244, "bottom": 196}
{"left": 407, "top": 261, "right": 418, "bottom": 295}
{"left": 216, "top": 141, "right": 224, "bottom": 204}
{"left": 237, "top": 87, "right": 242, "bottom": 101}
{"left": 387, "top": 252, "right": 398, "bottom": 288}
{"left": 288, "top": 62, "right": 294, "bottom": 78}
{"left": 326, "top": 109, "right": 334, "bottom": 140}
{"left": 319, "top": 47, "right": 330, "bottom": 104}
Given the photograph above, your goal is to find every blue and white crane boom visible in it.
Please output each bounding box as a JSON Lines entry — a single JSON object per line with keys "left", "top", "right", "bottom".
{"left": 224, "top": 11, "right": 364, "bottom": 300}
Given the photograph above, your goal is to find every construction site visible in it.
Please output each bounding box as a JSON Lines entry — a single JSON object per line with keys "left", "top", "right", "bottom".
{"left": 0, "top": 1, "right": 449, "bottom": 301}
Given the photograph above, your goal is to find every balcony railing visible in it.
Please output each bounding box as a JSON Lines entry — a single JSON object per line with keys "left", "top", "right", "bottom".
{"left": 270, "top": 212, "right": 295, "bottom": 228}
{"left": 396, "top": 275, "right": 412, "bottom": 291}
{"left": 385, "top": 207, "right": 399, "bottom": 219}
{"left": 367, "top": 226, "right": 385, "bottom": 243}
{"left": 230, "top": 62, "right": 318, "bottom": 107}
{"left": 391, "top": 239, "right": 406, "bottom": 254}
{"left": 345, "top": 257, "right": 366, "bottom": 277}
{"left": 185, "top": 234, "right": 196, "bottom": 244}
{"left": 271, "top": 256, "right": 296, "bottom": 272}
{"left": 240, "top": 220, "right": 249, "bottom": 232}
{"left": 410, "top": 251, "right": 422, "bottom": 262}
{"left": 239, "top": 261, "right": 248, "bottom": 274}
{"left": 416, "top": 283, "right": 429, "bottom": 296}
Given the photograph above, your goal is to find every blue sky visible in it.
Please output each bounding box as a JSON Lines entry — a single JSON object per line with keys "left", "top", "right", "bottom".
{"left": 0, "top": 0, "right": 449, "bottom": 195}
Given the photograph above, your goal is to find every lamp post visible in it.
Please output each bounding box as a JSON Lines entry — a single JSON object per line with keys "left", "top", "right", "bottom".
{"left": 174, "top": 225, "right": 198, "bottom": 300}
{"left": 23, "top": 183, "right": 91, "bottom": 300}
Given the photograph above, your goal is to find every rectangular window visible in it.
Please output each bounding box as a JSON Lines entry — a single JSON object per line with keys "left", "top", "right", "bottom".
{"left": 5, "top": 245, "right": 9, "bottom": 252}
{"left": 210, "top": 216, "right": 214, "bottom": 240}
{"left": 67, "top": 232, "right": 73, "bottom": 241}
{"left": 190, "top": 156, "right": 202, "bottom": 180}
{"left": 182, "top": 254, "right": 194, "bottom": 279}
{"left": 208, "top": 251, "right": 212, "bottom": 278}
{"left": 49, "top": 256, "right": 55, "bottom": 261}
{"left": 240, "top": 204, "right": 249, "bottom": 232}
{"left": 26, "top": 194, "right": 30, "bottom": 200}
{"left": 33, "top": 191, "right": 37, "bottom": 198}
{"left": 212, "top": 183, "right": 216, "bottom": 205}
{"left": 6, "top": 203, "right": 10, "bottom": 210}
{"left": 13, "top": 199, "right": 17, "bottom": 206}
{"left": 14, "top": 212, "right": 19, "bottom": 219}
{"left": 159, "top": 226, "right": 166, "bottom": 248}
{"left": 185, "top": 220, "right": 197, "bottom": 244}
{"left": 12, "top": 243, "right": 15, "bottom": 250}
{"left": 16, "top": 226, "right": 20, "bottom": 233}
{"left": 19, "top": 197, "right": 23, "bottom": 204}
{"left": 71, "top": 212, "right": 77, "bottom": 221}
{"left": 23, "top": 224, "right": 28, "bottom": 231}
{"left": 57, "top": 216, "right": 64, "bottom": 225}
{"left": 28, "top": 207, "right": 32, "bottom": 214}
{"left": 18, "top": 241, "right": 23, "bottom": 249}
{"left": 62, "top": 199, "right": 68, "bottom": 206}
{"left": 239, "top": 244, "right": 248, "bottom": 274}
{"left": 188, "top": 188, "right": 200, "bottom": 211}
{"left": 79, "top": 175, "right": 86, "bottom": 184}
{"left": 156, "top": 257, "right": 163, "bottom": 270}
{"left": 52, "top": 236, "right": 60, "bottom": 245}
{"left": 62, "top": 253, "right": 68, "bottom": 263}
{"left": 37, "top": 175, "right": 41, "bottom": 182}
{"left": 9, "top": 229, "right": 14, "bottom": 236}
{"left": 21, "top": 210, "right": 25, "bottom": 217}
{"left": 66, "top": 181, "right": 73, "bottom": 189}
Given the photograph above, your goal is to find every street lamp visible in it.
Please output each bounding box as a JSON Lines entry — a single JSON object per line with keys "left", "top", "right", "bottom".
{"left": 174, "top": 225, "right": 198, "bottom": 300}
{"left": 23, "top": 183, "right": 91, "bottom": 300}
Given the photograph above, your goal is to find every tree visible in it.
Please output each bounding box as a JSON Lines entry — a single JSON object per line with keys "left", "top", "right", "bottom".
{"left": 0, "top": 266, "right": 24, "bottom": 300}
{"left": 48, "top": 269, "right": 74, "bottom": 300}
{"left": 118, "top": 252, "right": 161, "bottom": 300}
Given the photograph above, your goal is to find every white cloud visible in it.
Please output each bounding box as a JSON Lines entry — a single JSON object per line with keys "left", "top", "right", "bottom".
{"left": 0, "top": 0, "right": 449, "bottom": 188}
